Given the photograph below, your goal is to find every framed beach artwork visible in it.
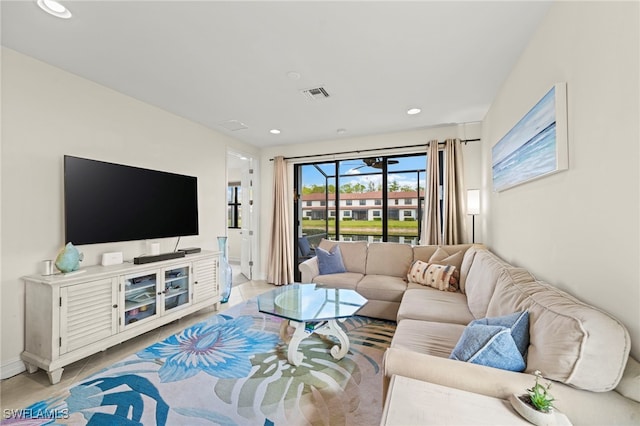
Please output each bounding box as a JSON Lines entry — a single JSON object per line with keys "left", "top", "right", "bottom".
{"left": 492, "top": 83, "right": 568, "bottom": 192}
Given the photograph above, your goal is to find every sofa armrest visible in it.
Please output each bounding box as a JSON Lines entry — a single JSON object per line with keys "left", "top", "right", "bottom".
{"left": 383, "top": 347, "right": 530, "bottom": 401}
{"left": 382, "top": 348, "right": 640, "bottom": 425}
{"left": 299, "top": 256, "right": 319, "bottom": 283}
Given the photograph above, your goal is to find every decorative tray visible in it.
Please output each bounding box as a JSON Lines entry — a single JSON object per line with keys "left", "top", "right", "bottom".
{"left": 126, "top": 292, "right": 154, "bottom": 303}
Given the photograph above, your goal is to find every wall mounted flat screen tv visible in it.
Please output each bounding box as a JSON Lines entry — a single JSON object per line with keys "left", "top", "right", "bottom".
{"left": 64, "top": 155, "right": 199, "bottom": 245}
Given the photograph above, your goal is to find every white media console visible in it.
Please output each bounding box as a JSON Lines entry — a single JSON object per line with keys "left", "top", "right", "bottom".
{"left": 21, "top": 250, "right": 220, "bottom": 384}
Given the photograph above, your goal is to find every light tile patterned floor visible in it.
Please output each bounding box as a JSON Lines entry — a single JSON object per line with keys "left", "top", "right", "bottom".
{"left": 0, "top": 276, "right": 275, "bottom": 414}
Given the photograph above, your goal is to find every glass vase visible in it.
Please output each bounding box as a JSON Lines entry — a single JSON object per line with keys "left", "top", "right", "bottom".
{"left": 217, "top": 236, "right": 233, "bottom": 303}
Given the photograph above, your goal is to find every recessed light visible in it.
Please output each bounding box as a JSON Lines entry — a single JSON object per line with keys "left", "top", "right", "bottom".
{"left": 270, "top": 129, "right": 281, "bottom": 135}
{"left": 287, "top": 71, "right": 301, "bottom": 80}
{"left": 37, "top": 0, "right": 72, "bottom": 19}
{"left": 407, "top": 108, "right": 421, "bottom": 115}
{"left": 337, "top": 128, "right": 347, "bottom": 135}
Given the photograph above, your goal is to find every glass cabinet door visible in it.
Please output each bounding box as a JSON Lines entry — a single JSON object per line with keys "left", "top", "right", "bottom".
{"left": 122, "top": 271, "right": 159, "bottom": 329}
{"left": 163, "top": 265, "right": 190, "bottom": 313}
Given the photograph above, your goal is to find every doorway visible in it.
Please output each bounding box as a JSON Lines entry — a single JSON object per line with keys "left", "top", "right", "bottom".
{"left": 227, "top": 150, "right": 257, "bottom": 280}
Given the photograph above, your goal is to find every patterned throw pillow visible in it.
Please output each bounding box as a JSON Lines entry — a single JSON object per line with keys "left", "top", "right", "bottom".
{"left": 407, "top": 260, "right": 457, "bottom": 291}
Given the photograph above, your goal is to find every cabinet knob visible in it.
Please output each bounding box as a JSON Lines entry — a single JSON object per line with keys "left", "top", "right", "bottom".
{"left": 158, "top": 291, "right": 163, "bottom": 296}
{"left": 112, "top": 304, "right": 118, "bottom": 309}
{"left": 194, "top": 281, "right": 198, "bottom": 285}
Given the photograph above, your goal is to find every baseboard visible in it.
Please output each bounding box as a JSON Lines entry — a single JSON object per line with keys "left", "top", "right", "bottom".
{"left": 0, "top": 357, "right": 26, "bottom": 380}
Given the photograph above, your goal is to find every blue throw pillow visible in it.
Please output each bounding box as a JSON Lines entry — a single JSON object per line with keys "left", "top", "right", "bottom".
{"left": 298, "top": 237, "right": 312, "bottom": 257}
{"left": 469, "top": 311, "right": 529, "bottom": 357}
{"left": 449, "top": 311, "right": 529, "bottom": 372}
{"left": 449, "top": 324, "right": 526, "bottom": 372}
{"left": 316, "top": 245, "right": 346, "bottom": 275}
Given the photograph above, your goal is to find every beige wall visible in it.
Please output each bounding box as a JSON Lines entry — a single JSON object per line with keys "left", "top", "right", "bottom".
{"left": 258, "top": 122, "right": 483, "bottom": 280}
{"left": 482, "top": 2, "right": 639, "bottom": 358}
{"left": 0, "top": 48, "right": 257, "bottom": 377}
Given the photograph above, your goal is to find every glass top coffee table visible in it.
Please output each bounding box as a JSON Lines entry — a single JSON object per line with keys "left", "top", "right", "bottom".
{"left": 258, "top": 283, "right": 368, "bottom": 366}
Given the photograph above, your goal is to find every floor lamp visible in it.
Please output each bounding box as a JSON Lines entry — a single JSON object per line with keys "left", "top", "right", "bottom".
{"left": 467, "top": 189, "right": 480, "bottom": 243}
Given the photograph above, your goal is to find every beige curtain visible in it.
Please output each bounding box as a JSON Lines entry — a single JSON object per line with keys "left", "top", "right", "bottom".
{"left": 267, "top": 156, "right": 294, "bottom": 285}
{"left": 420, "top": 140, "right": 442, "bottom": 245}
{"left": 443, "top": 139, "right": 469, "bottom": 244}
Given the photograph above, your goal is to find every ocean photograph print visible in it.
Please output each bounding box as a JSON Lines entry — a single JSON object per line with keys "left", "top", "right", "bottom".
{"left": 492, "top": 83, "right": 568, "bottom": 192}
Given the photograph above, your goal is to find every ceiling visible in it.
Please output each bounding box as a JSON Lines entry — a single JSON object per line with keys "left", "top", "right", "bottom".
{"left": 1, "top": 1, "right": 552, "bottom": 148}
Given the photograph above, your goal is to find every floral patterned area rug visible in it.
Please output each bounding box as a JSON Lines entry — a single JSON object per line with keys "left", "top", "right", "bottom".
{"left": 13, "top": 298, "right": 396, "bottom": 425}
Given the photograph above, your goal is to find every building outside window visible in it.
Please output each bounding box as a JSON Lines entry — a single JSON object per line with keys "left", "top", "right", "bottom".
{"left": 295, "top": 153, "right": 440, "bottom": 280}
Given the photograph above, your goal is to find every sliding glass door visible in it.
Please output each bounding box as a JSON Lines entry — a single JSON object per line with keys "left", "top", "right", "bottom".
{"left": 294, "top": 153, "right": 429, "bottom": 280}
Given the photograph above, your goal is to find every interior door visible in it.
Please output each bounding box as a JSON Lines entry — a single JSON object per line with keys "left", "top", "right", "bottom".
{"left": 240, "top": 159, "right": 254, "bottom": 279}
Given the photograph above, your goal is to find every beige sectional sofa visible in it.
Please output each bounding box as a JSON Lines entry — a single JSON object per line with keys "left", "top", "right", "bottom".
{"left": 299, "top": 240, "right": 640, "bottom": 425}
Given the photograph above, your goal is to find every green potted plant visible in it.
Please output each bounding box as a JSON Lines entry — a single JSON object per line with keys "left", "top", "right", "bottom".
{"left": 509, "top": 371, "right": 556, "bottom": 425}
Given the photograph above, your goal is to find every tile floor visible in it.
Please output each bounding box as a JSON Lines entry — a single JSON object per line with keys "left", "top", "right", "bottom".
{"left": 0, "top": 269, "right": 275, "bottom": 414}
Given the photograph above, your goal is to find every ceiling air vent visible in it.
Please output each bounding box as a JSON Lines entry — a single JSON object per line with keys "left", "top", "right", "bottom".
{"left": 301, "top": 86, "right": 330, "bottom": 101}
{"left": 218, "top": 120, "right": 248, "bottom": 131}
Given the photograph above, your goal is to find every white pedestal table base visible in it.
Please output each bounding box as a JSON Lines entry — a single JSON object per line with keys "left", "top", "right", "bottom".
{"left": 279, "top": 318, "right": 349, "bottom": 366}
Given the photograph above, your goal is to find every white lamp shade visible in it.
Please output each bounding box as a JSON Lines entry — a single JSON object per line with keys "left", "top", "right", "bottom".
{"left": 467, "top": 189, "right": 480, "bottom": 215}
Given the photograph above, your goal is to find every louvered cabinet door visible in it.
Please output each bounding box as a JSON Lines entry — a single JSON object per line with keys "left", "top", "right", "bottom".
{"left": 193, "top": 258, "right": 218, "bottom": 303}
{"left": 59, "top": 278, "right": 118, "bottom": 354}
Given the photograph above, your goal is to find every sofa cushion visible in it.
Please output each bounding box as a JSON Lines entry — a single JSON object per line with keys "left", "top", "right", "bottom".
{"left": 318, "top": 239, "right": 368, "bottom": 274}
{"left": 357, "top": 275, "right": 407, "bottom": 303}
{"left": 407, "top": 260, "right": 456, "bottom": 291}
{"left": 312, "top": 272, "right": 363, "bottom": 290}
{"left": 366, "top": 242, "right": 413, "bottom": 278}
{"left": 412, "top": 245, "right": 438, "bottom": 262}
{"left": 316, "top": 245, "right": 346, "bottom": 275}
{"left": 429, "top": 247, "right": 464, "bottom": 271}
{"left": 616, "top": 356, "right": 640, "bottom": 403}
{"left": 459, "top": 246, "right": 479, "bottom": 293}
{"left": 449, "top": 324, "right": 526, "bottom": 372}
{"left": 397, "top": 288, "right": 474, "bottom": 325}
{"left": 413, "top": 244, "right": 472, "bottom": 264}
{"left": 487, "top": 268, "right": 631, "bottom": 392}
{"left": 464, "top": 250, "right": 511, "bottom": 318}
{"left": 391, "top": 319, "right": 466, "bottom": 358}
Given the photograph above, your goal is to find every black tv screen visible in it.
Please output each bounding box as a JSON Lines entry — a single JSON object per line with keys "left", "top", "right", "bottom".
{"left": 64, "top": 155, "right": 199, "bottom": 245}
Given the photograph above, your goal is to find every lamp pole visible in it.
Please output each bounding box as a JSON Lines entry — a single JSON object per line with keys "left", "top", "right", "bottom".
{"left": 467, "top": 189, "right": 480, "bottom": 244}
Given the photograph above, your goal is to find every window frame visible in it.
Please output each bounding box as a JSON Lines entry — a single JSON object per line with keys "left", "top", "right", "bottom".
{"left": 227, "top": 183, "right": 241, "bottom": 229}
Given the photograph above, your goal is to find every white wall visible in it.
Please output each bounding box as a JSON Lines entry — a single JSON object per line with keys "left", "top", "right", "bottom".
{"left": 258, "top": 122, "right": 483, "bottom": 280}
{"left": 0, "top": 48, "right": 257, "bottom": 377}
{"left": 482, "top": 2, "right": 639, "bottom": 358}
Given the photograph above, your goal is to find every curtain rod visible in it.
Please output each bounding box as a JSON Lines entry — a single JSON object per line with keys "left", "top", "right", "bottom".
{"left": 269, "top": 138, "right": 480, "bottom": 161}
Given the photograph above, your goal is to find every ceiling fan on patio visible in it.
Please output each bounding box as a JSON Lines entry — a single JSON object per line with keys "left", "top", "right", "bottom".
{"left": 346, "top": 157, "right": 399, "bottom": 173}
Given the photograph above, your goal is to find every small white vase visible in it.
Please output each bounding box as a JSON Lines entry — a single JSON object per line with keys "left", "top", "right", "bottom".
{"left": 509, "top": 394, "right": 556, "bottom": 426}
